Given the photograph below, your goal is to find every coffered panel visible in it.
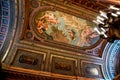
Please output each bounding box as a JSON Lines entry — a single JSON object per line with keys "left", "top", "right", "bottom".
{"left": 49, "top": 54, "right": 77, "bottom": 76}
{"left": 80, "top": 60, "right": 103, "bottom": 79}
{"left": 11, "top": 48, "right": 46, "bottom": 71}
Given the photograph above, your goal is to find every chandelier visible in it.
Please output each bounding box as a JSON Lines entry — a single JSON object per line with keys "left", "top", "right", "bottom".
{"left": 93, "top": 5, "right": 120, "bottom": 43}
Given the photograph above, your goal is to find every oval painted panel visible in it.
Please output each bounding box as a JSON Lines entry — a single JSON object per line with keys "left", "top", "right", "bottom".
{"left": 35, "top": 11, "right": 99, "bottom": 47}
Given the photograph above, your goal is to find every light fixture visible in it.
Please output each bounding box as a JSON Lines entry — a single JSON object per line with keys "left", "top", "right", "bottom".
{"left": 93, "top": 5, "right": 120, "bottom": 43}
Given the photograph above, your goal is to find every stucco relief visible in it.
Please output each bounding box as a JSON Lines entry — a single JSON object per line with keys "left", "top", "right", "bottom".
{"left": 34, "top": 10, "right": 99, "bottom": 47}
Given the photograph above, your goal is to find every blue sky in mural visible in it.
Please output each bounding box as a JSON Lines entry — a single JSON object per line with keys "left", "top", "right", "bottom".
{"left": 36, "top": 10, "right": 99, "bottom": 47}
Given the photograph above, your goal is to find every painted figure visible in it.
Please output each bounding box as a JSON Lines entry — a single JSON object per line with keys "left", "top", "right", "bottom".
{"left": 67, "top": 29, "right": 76, "bottom": 40}
{"left": 37, "top": 19, "right": 48, "bottom": 33}
{"left": 36, "top": 11, "right": 60, "bottom": 40}
{"left": 36, "top": 11, "right": 99, "bottom": 47}
{"left": 37, "top": 11, "right": 59, "bottom": 34}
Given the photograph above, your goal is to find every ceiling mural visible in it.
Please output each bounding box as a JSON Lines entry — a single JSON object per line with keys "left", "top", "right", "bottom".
{"left": 35, "top": 10, "right": 99, "bottom": 47}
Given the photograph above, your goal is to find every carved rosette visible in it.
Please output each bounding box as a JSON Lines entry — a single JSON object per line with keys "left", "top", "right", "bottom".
{"left": 30, "top": 0, "right": 39, "bottom": 8}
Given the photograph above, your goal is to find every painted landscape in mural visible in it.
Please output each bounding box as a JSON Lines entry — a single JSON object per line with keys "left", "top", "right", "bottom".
{"left": 35, "top": 11, "right": 99, "bottom": 47}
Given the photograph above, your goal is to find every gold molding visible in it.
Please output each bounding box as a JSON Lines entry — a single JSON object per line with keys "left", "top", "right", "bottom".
{"left": 2, "top": 63, "right": 98, "bottom": 80}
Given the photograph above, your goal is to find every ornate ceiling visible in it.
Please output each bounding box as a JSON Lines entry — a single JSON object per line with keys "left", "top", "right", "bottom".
{"left": 59, "top": 0, "right": 109, "bottom": 12}
{"left": 0, "top": 0, "right": 120, "bottom": 80}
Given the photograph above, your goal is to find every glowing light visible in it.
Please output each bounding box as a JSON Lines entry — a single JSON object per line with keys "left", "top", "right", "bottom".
{"left": 93, "top": 20, "right": 99, "bottom": 25}
{"left": 101, "top": 31, "right": 108, "bottom": 38}
{"left": 97, "top": 19, "right": 104, "bottom": 24}
{"left": 99, "top": 11, "right": 108, "bottom": 19}
{"left": 101, "top": 27, "right": 106, "bottom": 32}
{"left": 109, "top": 5, "right": 119, "bottom": 10}
{"left": 97, "top": 16, "right": 105, "bottom": 21}
{"left": 94, "top": 27, "right": 101, "bottom": 34}
{"left": 89, "top": 68, "right": 99, "bottom": 76}
{"left": 116, "top": 11, "right": 120, "bottom": 15}
{"left": 111, "top": 13, "right": 118, "bottom": 17}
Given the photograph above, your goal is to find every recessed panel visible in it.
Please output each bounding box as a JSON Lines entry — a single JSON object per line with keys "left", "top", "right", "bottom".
{"left": 51, "top": 55, "right": 77, "bottom": 76}
{"left": 11, "top": 49, "right": 45, "bottom": 71}
{"left": 81, "top": 61, "right": 103, "bottom": 78}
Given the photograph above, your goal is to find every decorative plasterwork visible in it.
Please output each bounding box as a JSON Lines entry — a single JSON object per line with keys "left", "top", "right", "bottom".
{"left": 50, "top": 0, "right": 108, "bottom": 12}
{"left": 102, "top": 40, "right": 120, "bottom": 80}
{"left": 0, "top": 0, "right": 10, "bottom": 50}
{"left": 26, "top": 0, "right": 105, "bottom": 56}
{"left": 0, "top": 0, "right": 18, "bottom": 62}
{"left": 2, "top": 64, "right": 98, "bottom": 80}
{"left": 41, "top": 0, "right": 98, "bottom": 21}
{"left": 1, "top": 0, "right": 110, "bottom": 79}
{"left": 41, "top": 0, "right": 108, "bottom": 12}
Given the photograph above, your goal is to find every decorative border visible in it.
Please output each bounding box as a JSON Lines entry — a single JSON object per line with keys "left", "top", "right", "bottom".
{"left": 41, "top": 0, "right": 98, "bottom": 21}
{"left": 1, "top": 0, "right": 18, "bottom": 62}
{"left": 105, "top": 40, "right": 120, "bottom": 79}
{"left": 0, "top": 0, "right": 10, "bottom": 50}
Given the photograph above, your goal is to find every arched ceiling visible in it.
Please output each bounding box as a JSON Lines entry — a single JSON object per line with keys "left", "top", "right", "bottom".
{"left": 0, "top": 0, "right": 120, "bottom": 80}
